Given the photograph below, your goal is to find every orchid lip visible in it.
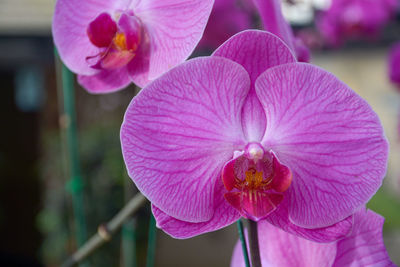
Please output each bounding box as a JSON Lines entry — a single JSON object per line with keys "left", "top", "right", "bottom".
{"left": 222, "top": 143, "right": 292, "bottom": 221}
{"left": 86, "top": 11, "right": 142, "bottom": 70}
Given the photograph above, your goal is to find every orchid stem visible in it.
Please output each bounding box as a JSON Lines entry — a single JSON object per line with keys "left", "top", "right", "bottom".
{"left": 146, "top": 213, "right": 157, "bottom": 267}
{"left": 248, "top": 220, "right": 262, "bottom": 267}
{"left": 55, "top": 48, "right": 89, "bottom": 267}
{"left": 236, "top": 220, "right": 250, "bottom": 267}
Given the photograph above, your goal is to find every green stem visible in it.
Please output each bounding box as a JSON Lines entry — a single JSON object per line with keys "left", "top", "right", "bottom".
{"left": 145, "top": 213, "right": 157, "bottom": 267}
{"left": 122, "top": 221, "right": 137, "bottom": 267}
{"left": 236, "top": 220, "right": 250, "bottom": 267}
{"left": 55, "top": 48, "right": 88, "bottom": 266}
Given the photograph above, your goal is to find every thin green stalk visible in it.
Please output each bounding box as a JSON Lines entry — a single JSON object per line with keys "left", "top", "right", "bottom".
{"left": 122, "top": 221, "right": 137, "bottom": 267}
{"left": 55, "top": 49, "right": 88, "bottom": 266}
{"left": 236, "top": 220, "right": 250, "bottom": 267}
{"left": 145, "top": 213, "right": 157, "bottom": 267}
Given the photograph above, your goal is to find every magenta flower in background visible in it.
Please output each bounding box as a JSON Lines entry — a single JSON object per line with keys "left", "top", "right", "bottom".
{"left": 52, "top": 0, "right": 214, "bottom": 93}
{"left": 198, "top": 0, "right": 254, "bottom": 50}
{"left": 317, "top": 0, "right": 398, "bottom": 47}
{"left": 252, "top": 0, "right": 310, "bottom": 62}
{"left": 389, "top": 42, "right": 400, "bottom": 88}
{"left": 121, "top": 30, "right": 387, "bottom": 241}
{"left": 231, "top": 209, "right": 395, "bottom": 267}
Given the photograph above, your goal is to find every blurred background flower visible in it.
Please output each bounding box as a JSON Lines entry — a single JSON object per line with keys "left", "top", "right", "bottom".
{"left": 316, "top": 0, "right": 399, "bottom": 47}
{"left": 198, "top": 0, "right": 255, "bottom": 50}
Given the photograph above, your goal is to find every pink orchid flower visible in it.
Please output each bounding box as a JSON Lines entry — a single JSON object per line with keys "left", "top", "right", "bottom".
{"left": 252, "top": 0, "right": 310, "bottom": 62}
{"left": 231, "top": 209, "right": 395, "bottom": 267}
{"left": 121, "top": 30, "right": 388, "bottom": 241}
{"left": 389, "top": 42, "right": 400, "bottom": 88}
{"left": 52, "top": 0, "right": 214, "bottom": 93}
{"left": 317, "top": 0, "right": 398, "bottom": 47}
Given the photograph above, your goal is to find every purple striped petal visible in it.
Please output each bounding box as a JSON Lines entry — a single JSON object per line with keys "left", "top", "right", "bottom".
{"left": 152, "top": 179, "right": 241, "bottom": 239}
{"left": 52, "top": 0, "right": 131, "bottom": 75}
{"left": 121, "top": 57, "right": 249, "bottom": 222}
{"left": 256, "top": 63, "right": 388, "bottom": 228}
{"left": 134, "top": 0, "right": 214, "bottom": 80}
{"left": 265, "top": 198, "right": 353, "bottom": 242}
{"left": 333, "top": 209, "right": 395, "bottom": 267}
{"left": 213, "top": 30, "right": 296, "bottom": 142}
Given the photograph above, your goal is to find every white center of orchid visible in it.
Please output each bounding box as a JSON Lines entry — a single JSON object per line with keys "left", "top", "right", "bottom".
{"left": 246, "top": 143, "right": 264, "bottom": 162}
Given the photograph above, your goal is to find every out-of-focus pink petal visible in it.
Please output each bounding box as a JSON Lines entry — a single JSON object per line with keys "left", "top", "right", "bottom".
{"left": 198, "top": 0, "right": 253, "bottom": 50}
{"left": 256, "top": 63, "right": 388, "bottom": 228}
{"left": 231, "top": 221, "right": 337, "bottom": 267}
{"left": 121, "top": 57, "right": 249, "bottom": 222}
{"left": 294, "top": 37, "right": 311, "bottom": 63}
{"left": 126, "top": 42, "right": 151, "bottom": 88}
{"left": 333, "top": 209, "right": 395, "bottom": 267}
{"left": 52, "top": 0, "right": 131, "bottom": 75}
{"left": 213, "top": 30, "right": 296, "bottom": 141}
{"left": 265, "top": 198, "right": 353, "bottom": 242}
{"left": 77, "top": 67, "right": 132, "bottom": 94}
{"left": 134, "top": 0, "right": 214, "bottom": 80}
{"left": 389, "top": 42, "right": 400, "bottom": 87}
{"left": 252, "top": 0, "right": 311, "bottom": 62}
{"left": 152, "top": 179, "right": 241, "bottom": 239}
{"left": 252, "top": 0, "right": 295, "bottom": 53}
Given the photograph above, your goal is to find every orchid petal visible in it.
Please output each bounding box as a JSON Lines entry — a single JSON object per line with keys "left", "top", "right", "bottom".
{"left": 265, "top": 198, "right": 353, "bottom": 243}
{"left": 52, "top": 0, "right": 131, "bottom": 75}
{"left": 213, "top": 30, "right": 296, "bottom": 141}
{"left": 152, "top": 179, "right": 241, "bottom": 239}
{"left": 333, "top": 209, "right": 395, "bottom": 267}
{"left": 134, "top": 0, "right": 214, "bottom": 80}
{"left": 257, "top": 220, "right": 337, "bottom": 267}
{"left": 126, "top": 45, "right": 151, "bottom": 88}
{"left": 252, "top": 0, "right": 296, "bottom": 53}
{"left": 231, "top": 221, "right": 337, "bottom": 267}
{"left": 213, "top": 30, "right": 296, "bottom": 91}
{"left": 256, "top": 63, "right": 388, "bottom": 228}
{"left": 232, "top": 209, "right": 394, "bottom": 267}
{"left": 121, "top": 57, "right": 249, "bottom": 222}
{"left": 77, "top": 68, "right": 132, "bottom": 94}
